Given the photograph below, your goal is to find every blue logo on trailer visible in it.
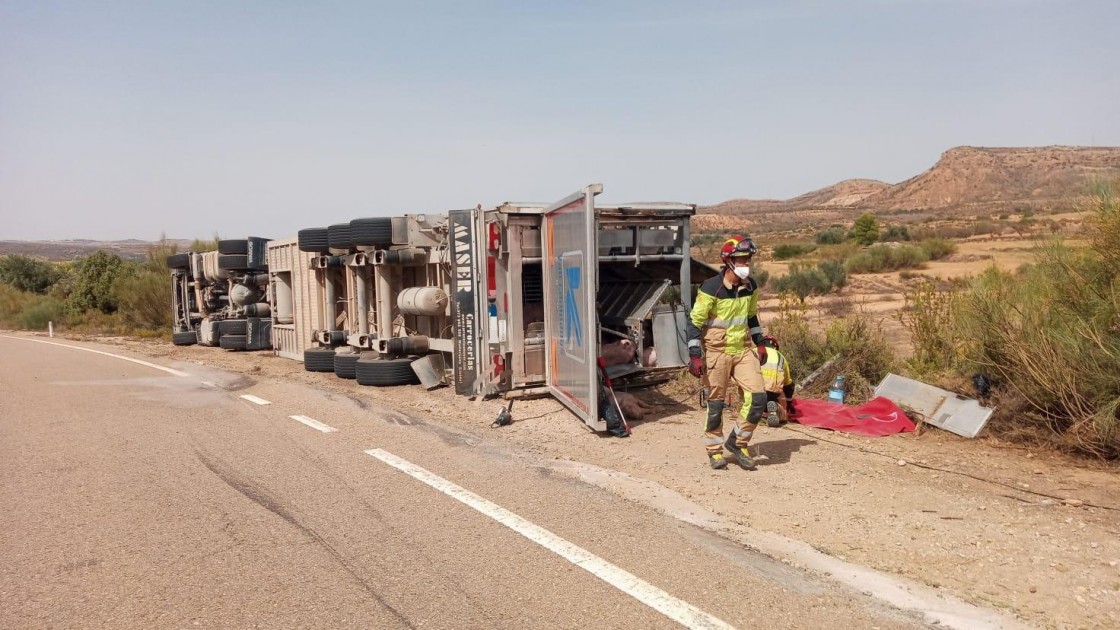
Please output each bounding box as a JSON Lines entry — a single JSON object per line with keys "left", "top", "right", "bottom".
{"left": 563, "top": 263, "right": 583, "bottom": 352}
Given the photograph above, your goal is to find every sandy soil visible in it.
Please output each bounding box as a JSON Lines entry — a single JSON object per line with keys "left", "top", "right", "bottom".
{"left": 57, "top": 332, "right": 1120, "bottom": 630}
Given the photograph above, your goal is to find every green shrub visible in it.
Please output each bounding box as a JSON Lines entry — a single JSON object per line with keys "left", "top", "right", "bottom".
{"left": 843, "top": 252, "right": 881, "bottom": 274}
{"left": 772, "top": 243, "right": 816, "bottom": 260}
{"left": 817, "top": 259, "right": 847, "bottom": 289}
{"left": 880, "top": 225, "right": 912, "bottom": 242}
{"left": 844, "top": 244, "right": 929, "bottom": 274}
{"left": 917, "top": 182, "right": 1120, "bottom": 459}
{"left": 1088, "top": 179, "right": 1120, "bottom": 274}
{"left": 752, "top": 263, "right": 770, "bottom": 288}
{"left": 766, "top": 295, "right": 829, "bottom": 384}
{"left": 817, "top": 241, "right": 861, "bottom": 261}
{"left": 898, "top": 279, "right": 959, "bottom": 377}
{"left": 771, "top": 262, "right": 831, "bottom": 302}
{"left": 849, "top": 213, "right": 880, "bottom": 245}
{"left": 0, "top": 254, "right": 61, "bottom": 294}
{"left": 113, "top": 272, "right": 172, "bottom": 330}
{"left": 815, "top": 226, "right": 846, "bottom": 245}
{"left": 70, "top": 251, "right": 135, "bottom": 314}
{"left": 0, "top": 284, "right": 68, "bottom": 330}
{"left": 0, "top": 284, "right": 34, "bottom": 327}
{"left": 18, "top": 297, "right": 66, "bottom": 330}
{"left": 767, "top": 296, "right": 897, "bottom": 404}
{"left": 918, "top": 237, "right": 957, "bottom": 260}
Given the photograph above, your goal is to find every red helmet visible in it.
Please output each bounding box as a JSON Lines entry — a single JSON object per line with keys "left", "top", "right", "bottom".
{"left": 720, "top": 235, "right": 757, "bottom": 267}
{"left": 761, "top": 334, "right": 780, "bottom": 350}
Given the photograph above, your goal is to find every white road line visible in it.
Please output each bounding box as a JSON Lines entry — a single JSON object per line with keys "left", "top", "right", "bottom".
{"left": 201, "top": 381, "right": 218, "bottom": 388}
{"left": 365, "top": 448, "right": 734, "bottom": 630}
{"left": 1, "top": 335, "right": 190, "bottom": 377}
{"left": 239, "top": 394, "right": 271, "bottom": 405}
{"left": 289, "top": 415, "right": 337, "bottom": 433}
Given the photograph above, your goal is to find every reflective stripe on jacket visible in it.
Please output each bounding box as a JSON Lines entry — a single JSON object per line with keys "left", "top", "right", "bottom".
{"left": 761, "top": 349, "right": 793, "bottom": 393}
{"left": 687, "top": 274, "right": 762, "bottom": 357}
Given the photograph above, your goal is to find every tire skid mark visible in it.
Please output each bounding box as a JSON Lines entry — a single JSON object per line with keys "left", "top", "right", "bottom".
{"left": 193, "top": 448, "right": 416, "bottom": 629}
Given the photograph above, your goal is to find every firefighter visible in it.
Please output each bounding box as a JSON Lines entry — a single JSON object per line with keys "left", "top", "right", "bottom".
{"left": 759, "top": 335, "right": 796, "bottom": 427}
{"left": 686, "top": 235, "right": 767, "bottom": 470}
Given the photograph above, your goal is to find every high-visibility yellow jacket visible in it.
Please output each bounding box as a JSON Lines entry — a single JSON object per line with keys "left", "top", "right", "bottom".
{"left": 687, "top": 275, "right": 763, "bottom": 357}
{"left": 761, "top": 348, "right": 793, "bottom": 393}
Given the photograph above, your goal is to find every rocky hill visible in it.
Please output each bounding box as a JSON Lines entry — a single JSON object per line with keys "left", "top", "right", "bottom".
{"left": 701, "top": 146, "right": 1120, "bottom": 217}
{"left": 704, "top": 179, "right": 890, "bottom": 215}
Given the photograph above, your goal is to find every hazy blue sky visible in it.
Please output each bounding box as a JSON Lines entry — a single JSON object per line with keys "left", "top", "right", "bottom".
{"left": 2, "top": 1, "right": 1117, "bottom": 240}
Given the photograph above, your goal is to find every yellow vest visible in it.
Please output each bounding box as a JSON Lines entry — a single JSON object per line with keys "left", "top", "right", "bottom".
{"left": 760, "top": 349, "right": 793, "bottom": 393}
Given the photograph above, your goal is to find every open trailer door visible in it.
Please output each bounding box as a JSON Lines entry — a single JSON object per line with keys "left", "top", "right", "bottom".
{"left": 542, "top": 184, "right": 603, "bottom": 431}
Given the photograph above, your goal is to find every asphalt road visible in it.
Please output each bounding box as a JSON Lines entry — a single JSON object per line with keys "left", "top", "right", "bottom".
{"left": 0, "top": 336, "right": 924, "bottom": 629}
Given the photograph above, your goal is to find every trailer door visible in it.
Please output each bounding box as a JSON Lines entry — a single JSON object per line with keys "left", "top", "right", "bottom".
{"left": 542, "top": 184, "right": 603, "bottom": 430}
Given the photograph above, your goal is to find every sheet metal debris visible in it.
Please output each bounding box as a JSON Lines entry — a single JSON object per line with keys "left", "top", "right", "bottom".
{"left": 873, "top": 373, "right": 994, "bottom": 438}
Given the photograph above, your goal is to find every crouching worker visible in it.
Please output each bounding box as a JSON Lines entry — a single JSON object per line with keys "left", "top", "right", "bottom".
{"left": 759, "top": 335, "right": 796, "bottom": 427}
{"left": 686, "top": 235, "right": 767, "bottom": 471}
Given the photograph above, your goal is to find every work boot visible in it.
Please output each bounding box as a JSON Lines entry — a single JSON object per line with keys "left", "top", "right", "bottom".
{"left": 724, "top": 434, "right": 758, "bottom": 471}
{"left": 708, "top": 452, "right": 728, "bottom": 470}
{"left": 766, "top": 400, "right": 781, "bottom": 428}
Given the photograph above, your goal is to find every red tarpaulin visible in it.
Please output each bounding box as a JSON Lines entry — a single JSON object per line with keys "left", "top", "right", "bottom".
{"left": 789, "top": 396, "right": 915, "bottom": 437}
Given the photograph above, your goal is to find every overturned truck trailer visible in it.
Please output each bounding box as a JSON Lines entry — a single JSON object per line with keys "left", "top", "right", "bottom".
{"left": 172, "top": 185, "right": 714, "bottom": 432}
{"left": 167, "top": 237, "right": 274, "bottom": 351}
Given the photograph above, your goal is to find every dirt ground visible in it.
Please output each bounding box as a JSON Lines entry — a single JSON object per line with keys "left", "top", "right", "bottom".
{"left": 55, "top": 331, "right": 1120, "bottom": 630}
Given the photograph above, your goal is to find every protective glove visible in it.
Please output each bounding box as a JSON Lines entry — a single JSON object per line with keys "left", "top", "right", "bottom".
{"left": 688, "top": 355, "right": 704, "bottom": 378}
{"left": 757, "top": 343, "right": 768, "bottom": 365}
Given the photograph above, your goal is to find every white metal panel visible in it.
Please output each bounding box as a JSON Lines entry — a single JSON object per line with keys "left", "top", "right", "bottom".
{"left": 267, "top": 238, "right": 321, "bottom": 361}
{"left": 873, "top": 373, "right": 994, "bottom": 438}
{"left": 543, "top": 184, "right": 602, "bottom": 430}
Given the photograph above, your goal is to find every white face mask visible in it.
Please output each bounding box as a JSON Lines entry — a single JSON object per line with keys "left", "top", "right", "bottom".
{"left": 733, "top": 265, "right": 751, "bottom": 280}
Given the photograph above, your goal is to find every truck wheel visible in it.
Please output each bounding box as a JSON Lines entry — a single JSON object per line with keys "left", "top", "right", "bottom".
{"left": 303, "top": 347, "right": 336, "bottom": 372}
{"left": 172, "top": 330, "right": 197, "bottom": 346}
{"left": 217, "top": 254, "right": 249, "bottom": 270}
{"left": 350, "top": 218, "right": 393, "bottom": 247}
{"left": 298, "top": 228, "right": 331, "bottom": 253}
{"left": 333, "top": 352, "right": 360, "bottom": 379}
{"left": 355, "top": 356, "right": 421, "bottom": 386}
{"left": 328, "top": 223, "right": 354, "bottom": 250}
{"left": 166, "top": 253, "right": 190, "bottom": 270}
{"left": 219, "top": 334, "right": 247, "bottom": 350}
{"left": 218, "top": 319, "right": 247, "bottom": 336}
{"left": 218, "top": 239, "right": 249, "bottom": 255}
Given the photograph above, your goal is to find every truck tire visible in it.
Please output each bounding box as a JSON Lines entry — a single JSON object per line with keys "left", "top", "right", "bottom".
{"left": 333, "top": 352, "right": 360, "bottom": 379}
{"left": 219, "top": 334, "right": 247, "bottom": 350}
{"left": 328, "top": 223, "right": 354, "bottom": 250}
{"left": 217, "top": 254, "right": 249, "bottom": 271}
{"left": 218, "top": 319, "right": 246, "bottom": 336}
{"left": 350, "top": 218, "right": 393, "bottom": 247}
{"left": 298, "top": 228, "right": 330, "bottom": 253}
{"left": 172, "top": 330, "right": 197, "bottom": 345}
{"left": 355, "top": 356, "right": 421, "bottom": 386}
{"left": 166, "top": 253, "right": 190, "bottom": 270}
{"left": 303, "top": 347, "right": 336, "bottom": 372}
{"left": 218, "top": 239, "right": 249, "bottom": 255}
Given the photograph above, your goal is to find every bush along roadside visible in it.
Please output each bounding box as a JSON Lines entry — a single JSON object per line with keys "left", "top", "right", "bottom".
{"left": 0, "top": 240, "right": 179, "bottom": 337}
{"left": 900, "top": 181, "right": 1120, "bottom": 460}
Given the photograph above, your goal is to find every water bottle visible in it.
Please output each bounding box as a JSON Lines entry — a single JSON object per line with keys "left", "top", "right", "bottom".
{"left": 828, "top": 375, "right": 847, "bottom": 404}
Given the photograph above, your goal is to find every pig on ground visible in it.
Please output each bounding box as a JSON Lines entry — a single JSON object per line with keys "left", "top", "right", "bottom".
{"left": 614, "top": 391, "right": 656, "bottom": 421}
{"left": 600, "top": 338, "right": 637, "bottom": 366}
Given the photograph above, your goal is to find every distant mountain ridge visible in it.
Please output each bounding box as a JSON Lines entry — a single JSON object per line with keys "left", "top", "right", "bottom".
{"left": 702, "top": 146, "right": 1120, "bottom": 215}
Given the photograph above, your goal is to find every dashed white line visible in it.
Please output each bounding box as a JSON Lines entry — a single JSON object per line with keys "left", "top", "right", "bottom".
{"left": 364, "top": 448, "right": 734, "bottom": 630}
{"left": 289, "top": 415, "right": 336, "bottom": 433}
{"left": 239, "top": 394, "right": 271, "bottom": 405}
{"left": 1, "top": 335, "right": 190, "bottom": 377}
